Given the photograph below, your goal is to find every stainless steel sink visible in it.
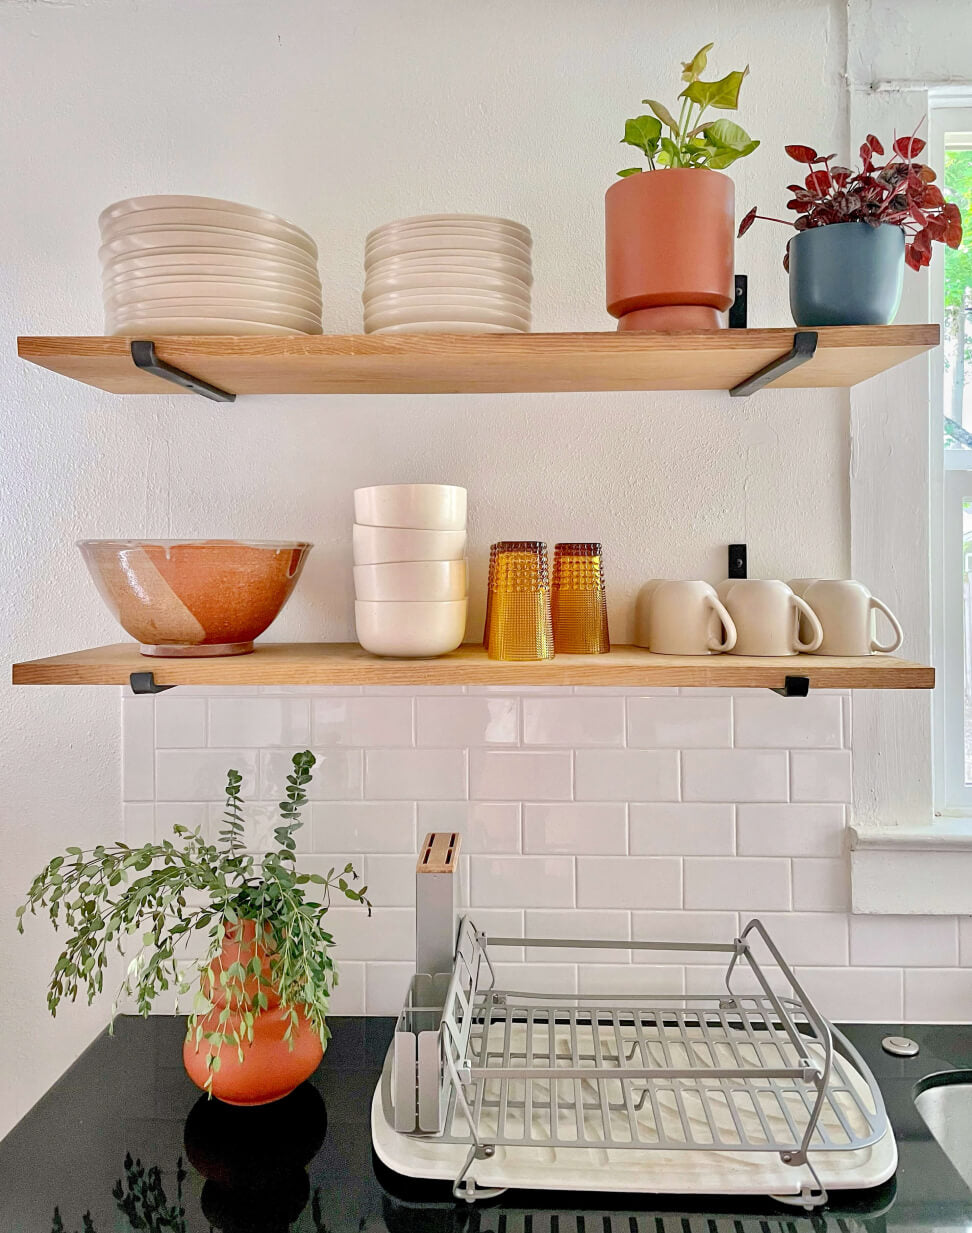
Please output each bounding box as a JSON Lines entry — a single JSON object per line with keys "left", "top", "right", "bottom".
{"left": 915, "top": 1072, "right": 972, "bottom": 1189}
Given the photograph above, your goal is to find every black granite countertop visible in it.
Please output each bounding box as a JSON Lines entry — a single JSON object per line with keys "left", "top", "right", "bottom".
{"left": 1, "top": 1017, "right": 970, "bottom": 1232}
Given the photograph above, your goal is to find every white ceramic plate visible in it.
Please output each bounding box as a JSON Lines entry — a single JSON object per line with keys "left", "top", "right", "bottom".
{"left": 362, "top": 268, "right": 530, "bottom": 297}
{"left": 105, "top": 280, "right": 322, "bottom": 312}
{"left": 111, "top": 301, "right": 321, "bottom": 329}
{"left": 365, "top": 252, "right": 532, "bottom": 281}
{"left": 100, "top": 194, "right": 312, "bottom": 231}
{"left": 99, "top": 225, "right": 316, "bottom": 264}
{"left": 365, "top": 235, "right": 530, "bottom": 267}
{"left": 365, "top": 320, "right": 525, "bottom": 334}
{"left": 103, "top": 249, "right": 321, "bottom": 285}
{"left": 366, "top": 223, "right": 531, "bottom": 252}
{"left": 364, "top": 304, "right": 530, "bottom": 331}
{"left": 101, "top": 208, "right": 318, "bottom": 259}
{"left": 107, "top": 318, "right": 319, "bottom": 336}
{"left": 366, "top": 212, "right": 529, "bottom": 241}
{"left": 363, "top": 289, "right": 530, "bottom": 313}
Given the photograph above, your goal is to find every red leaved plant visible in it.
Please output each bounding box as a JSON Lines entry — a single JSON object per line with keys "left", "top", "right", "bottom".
{"left": 739, "top": 128, "right": 963, "bottom": 271}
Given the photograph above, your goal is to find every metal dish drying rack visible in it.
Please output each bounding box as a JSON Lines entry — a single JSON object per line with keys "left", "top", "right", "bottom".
{"left": 382, "top": 915, "right": 890, "bottom": 1208}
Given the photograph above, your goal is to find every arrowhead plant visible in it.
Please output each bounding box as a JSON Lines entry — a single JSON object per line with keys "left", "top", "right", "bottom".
{"left": 617, "top": 43, "right": 759, "bottom": 176}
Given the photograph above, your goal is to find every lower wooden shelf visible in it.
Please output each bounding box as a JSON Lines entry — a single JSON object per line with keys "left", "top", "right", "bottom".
{"left": 11, "top": 642, "right": 935, "bottom": 689}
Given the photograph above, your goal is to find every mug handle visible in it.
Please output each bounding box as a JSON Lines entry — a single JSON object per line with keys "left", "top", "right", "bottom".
{"left": 870, "top": 596, "right": 904, "bottom": 653}
{"left": 791, "top": 595, "right": 823, "bottom": 652}
{"left": 705, "top": 594, "right": 737, "bottom": 652}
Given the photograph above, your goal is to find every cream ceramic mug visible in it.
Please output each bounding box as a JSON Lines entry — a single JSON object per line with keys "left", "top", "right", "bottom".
{"left": 717, "top": 578, "right": 823, "bottom": 656}
{"left": 788, "top": 578, "right": 903, "bottom": 655}
{"left": 635, "top": 580, "right": 737, "bottom": 654}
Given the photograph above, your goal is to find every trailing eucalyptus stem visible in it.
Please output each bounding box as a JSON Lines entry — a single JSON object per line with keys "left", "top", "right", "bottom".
{"left": 19, "top": 751, "right": 370, "bottom": 1090}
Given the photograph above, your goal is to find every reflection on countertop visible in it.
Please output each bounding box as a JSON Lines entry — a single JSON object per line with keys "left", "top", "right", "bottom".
{"left": 1, "top": 1017, "right": 970, "bottom": 1232}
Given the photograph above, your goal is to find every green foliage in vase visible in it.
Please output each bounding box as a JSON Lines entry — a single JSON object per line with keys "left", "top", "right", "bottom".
{"left": 617, "top": 42, "right": 758, "bottom": 176}
{"left": 20, "top": 751, "right": 370, "bottom": 1090}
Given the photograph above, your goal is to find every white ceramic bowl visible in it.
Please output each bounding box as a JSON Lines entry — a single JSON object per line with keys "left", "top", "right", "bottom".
{"left": 101, "top": 208, "right": 318, "bottom": 257}
{"left": 352, "top": 524, "right": 467, "bottom": 564}
{"left": 104, "top": 250, "right": 322, "bottom": 286}
{"left": 362, "top": 269, "right": 530, "bottom": 297}
{"left": 108, "top": 317, "right": 319, "bottom": 336}
{"left": 353, "top": 559, "right": 468, "bottom": 601}
{"left": 106, "top": 281, "right": 323, "bottom": 313}
{"left": 365, "top": 235, "right": 530, "bottom": 267}
{"left": 362, "top": 287, "right": 530, "bottom": 311}
{"left": 364, "top": 304, "right": 530, "bottom": 331}
{"left": 355, "top": 599, "right": 467, "bottom": 657}
{"left": 353, "top": 483, "right": 466, "bottom": 531}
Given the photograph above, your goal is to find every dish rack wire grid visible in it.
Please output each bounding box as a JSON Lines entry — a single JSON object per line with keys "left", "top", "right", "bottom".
{"left": 385, "top": 916, "right": 890, "bottom": 1206}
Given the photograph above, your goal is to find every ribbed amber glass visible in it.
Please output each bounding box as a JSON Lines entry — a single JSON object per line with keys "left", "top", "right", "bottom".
{"left": 550, "top": 542, "right": 610, "bottom": 654}
{"left": 484, "top": 541, "right": 554, "bottom": 661}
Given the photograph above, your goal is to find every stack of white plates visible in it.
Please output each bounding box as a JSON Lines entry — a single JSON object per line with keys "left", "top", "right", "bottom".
{"left": 362, "top": 214, "right": 532, "bottom": 334}
{"left": 353, "top": 484, "right": 468, "bottom": 657}
{"left": 99, "top": 195, "right": 323, "bottom": 335}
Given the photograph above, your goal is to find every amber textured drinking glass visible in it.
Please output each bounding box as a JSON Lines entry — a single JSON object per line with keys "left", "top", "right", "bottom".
{"left": 550, "top": 542, "right": 610, "bottom": 654}
{"left": 484, "top": 541, "right": 554, "bottom": 661}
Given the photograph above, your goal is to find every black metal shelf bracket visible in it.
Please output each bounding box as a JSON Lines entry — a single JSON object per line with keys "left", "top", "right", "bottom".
{"left": 771, "top": 675, "right": 811, "bottom": 698}
{"left": 729, "top": 330, "right": 818, "bottom": 398}
{"left": 727, "top": 543, "right": 747, "bottom": 579}
{"left": 130, "top": 340, "right": 236, "bottom": 403}
{"left": 129, "top": 671, "right": 177, "bottom": 695}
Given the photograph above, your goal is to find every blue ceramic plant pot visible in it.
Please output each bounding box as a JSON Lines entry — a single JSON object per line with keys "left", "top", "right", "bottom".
{"left": 788, "top": 221, "right": 904, "bottom": 327}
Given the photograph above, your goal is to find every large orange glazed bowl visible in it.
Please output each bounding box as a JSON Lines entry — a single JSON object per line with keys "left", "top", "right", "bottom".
{"left": 605, "top": 167, "right": 735, "bottom": 331}
{"left": 78, "top": 538, "right": 311, "bottom": 656}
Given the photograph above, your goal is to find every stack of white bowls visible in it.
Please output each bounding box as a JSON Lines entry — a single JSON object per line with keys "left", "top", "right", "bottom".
{"left": 99, "top": 195, "right": 323, "bottom": 335}
{"left": 362, "top": 214, "right": 532, "bottom": 333}
{"left": 353, "top": 484, "right": 468, "bottom": 657}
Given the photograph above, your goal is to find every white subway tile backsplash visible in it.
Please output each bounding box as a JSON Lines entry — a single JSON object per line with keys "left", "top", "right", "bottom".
{"left": 365, "top": 748, "right": 465, "bottom": 799}
{"left": 684, "top": 857, "right": 790, "bottom": 911}
{"left": 627, "top": 697, "right": 731, "bottom": 749}
{"left": 156, "top": 749, "right": 257, "bottom": 801}
{"left": 470, "top": 750, "right": 572, "bottom": 801}
{"left": 313, "top": 696, "right": 413, "bottom": 747}
{"left": 417, "top": 696, "right": 518, "bottom": 746}
{"left": 850, "top": 915, "right": 958, "bottom": 967}
{"left": 209, "top": 697, "right": 310, "bottom": 747}
{"left": 525, "top": 909, "right": 630, "bottom": 962}
{"left": 132, "top": 683, "right": 948, "bottom": 1022}
{"left": 471, "top": 855, "right": 574, "bottom": 907}
{"left": 904, "top": 969, "right": 972, "bottom": 1020}
{"left": 629, "top": 803, "right": 733, "bottom": 855}
{"left": 523, "top": 803, "right": 626, "bottom": 854}
{"left": 736, "top": 804, "right": 845, "bottom": 857}
{"left": 576, "top": 857, "right": 681, "bottom": 909}
{"left": 790, "top": 750, "right": 852, "bottom": 802}
{"left": 313, "top": 801, "right": 415, "bottom": 853}
{"left": 522, "top": 696, "right": 624, "bottom": 746}
{"left": 792, "top": 858, "right": 850, "bottom": 911}
{"left": 682, "top": 751, "right": 788, "bottom": 802}
{"left": 733, "top": 695, "right": 842, "bottom": 749}
{"left": 418, "top": 802, "right": 520, "bottom": 852}
{"left": 574, "top": 750, "right": 679, "bottom": 801}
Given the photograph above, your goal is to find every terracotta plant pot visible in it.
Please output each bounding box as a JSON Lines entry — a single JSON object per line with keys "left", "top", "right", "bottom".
{"left": 183, "top": 919, "right": 324, "bottom": 1106}
{"left": 605, "top": 167, "right": 735, "bottom": 331}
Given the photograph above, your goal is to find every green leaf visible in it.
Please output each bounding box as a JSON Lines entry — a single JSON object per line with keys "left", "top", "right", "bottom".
{"left": 680, "top": 42, "right": 714, "bottom": 83}
{"left": 679, "top": 66, "right": 749, "bottom": 112}
{"left": 703, "top": 118, "right": 755, "bottom": 150}
{"left": 616, "top": 167, "right": 643, "bottom": 177}
{"left": 657, "top": 136, "right": 681, "bottom": 167}
{"left": 622, "top": 114, "right": 662, "bottom": 157}
{"left": 642, "top": 98, "right": 680, "bottom": 133}
{"left": 704, "top": 140, "right": 759, "bottom": 169}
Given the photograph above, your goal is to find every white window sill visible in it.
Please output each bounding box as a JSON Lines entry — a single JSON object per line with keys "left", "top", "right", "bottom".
{"left": 850, "top": 818, "right": 972, "bottom": 913}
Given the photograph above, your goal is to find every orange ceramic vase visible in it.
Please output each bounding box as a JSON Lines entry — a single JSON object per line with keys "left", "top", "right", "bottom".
{"left": 182, "top": 920, "right": 324, "bottom": 1106}
{"left": 605, "top": 167, "right": 735, "bottom": 331}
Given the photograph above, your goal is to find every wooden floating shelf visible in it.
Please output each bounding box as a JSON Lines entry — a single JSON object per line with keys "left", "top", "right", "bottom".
{"left": 17, "top": 326, "right": 939, "bottom": 396}
{"left": 11, "top": 642, "right": 935, "bottom": 690}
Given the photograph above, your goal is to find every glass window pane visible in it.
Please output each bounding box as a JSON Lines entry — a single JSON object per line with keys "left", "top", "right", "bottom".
{"left": 945, "top": 149, "right": 972, "bottom": 451}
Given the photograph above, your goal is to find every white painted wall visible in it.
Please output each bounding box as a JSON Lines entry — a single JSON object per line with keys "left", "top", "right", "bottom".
{"left": 0, "top": 0, "right": 966, "bottom": 1138}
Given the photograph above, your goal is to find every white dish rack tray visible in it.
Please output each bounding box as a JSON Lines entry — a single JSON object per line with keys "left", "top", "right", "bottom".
{"left": 371, "top": 842, "right": 895, "bottom": 1210}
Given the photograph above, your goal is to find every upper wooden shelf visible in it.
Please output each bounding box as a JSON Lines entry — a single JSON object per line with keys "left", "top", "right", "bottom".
{"left": 17, "top": 326, "right": 939, "bottom": 396}
{"left": 12, "top": 642, "right": 935, "bottom": 690}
